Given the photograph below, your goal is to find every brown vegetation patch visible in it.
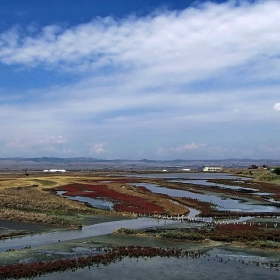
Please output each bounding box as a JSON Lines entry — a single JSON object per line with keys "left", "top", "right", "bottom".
{"left": 210, "top": 179, "right": 280, "bottom": 196}
{"left": 0, "top": 208, "right": 80, "bottom": 228}
{"left": 137, "top": 186, "right": 152, "bottom": 193}
{"left": 0, "top": 185, "right": 98, "bottom": 227}
{"left": 0, "top": 186, "right": 95, "bottom": 213}
{"left": 206, "top": 224, "right": 280, "bottom": 243}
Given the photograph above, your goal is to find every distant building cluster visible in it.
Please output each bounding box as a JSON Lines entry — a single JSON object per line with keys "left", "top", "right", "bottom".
{"left": 43, "top": 169, "right": 66, "bottom": 173}
{"left": 203, "top": 166, "right": 222, "bottom": 172}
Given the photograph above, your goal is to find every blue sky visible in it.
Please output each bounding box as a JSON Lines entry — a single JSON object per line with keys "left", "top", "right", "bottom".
{"left": 0, "top": 0, "right": 280, "bottom": 160}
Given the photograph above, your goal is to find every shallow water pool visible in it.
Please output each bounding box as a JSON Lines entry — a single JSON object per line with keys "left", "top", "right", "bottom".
{"left": 32, "top": 247, "right": 280, "bottom": 280}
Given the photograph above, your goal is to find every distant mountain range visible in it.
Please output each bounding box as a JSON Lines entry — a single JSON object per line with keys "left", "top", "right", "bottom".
{"left": 0, "top": 157, "right": 279, "bottom": 171}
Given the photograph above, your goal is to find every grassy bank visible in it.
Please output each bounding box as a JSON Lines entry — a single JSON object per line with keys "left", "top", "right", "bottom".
{"left": 231, "top": 169, "right": 280, "bottom": 185}
{"left": 114, "top": 223, "right": 280, "bottom": 250}
{"left": 0, "top": 174, "right": 105, "bottom": 228}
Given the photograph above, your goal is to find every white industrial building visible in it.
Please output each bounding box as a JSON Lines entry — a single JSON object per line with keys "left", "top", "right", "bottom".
{"left": 203, "top": 166, "right": 222, "bottom": 172}
{"left": 43, "top": 169, "right": 66, "bottom": 173}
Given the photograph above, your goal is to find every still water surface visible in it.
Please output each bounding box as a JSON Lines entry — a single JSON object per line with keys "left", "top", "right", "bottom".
{"left": 171, "top": 179, "right": 271, "bottom": 195}
{"left": 0, "top": 218, "right": 179, "bottom": 252}
{"left": 32, "top": 247, "right": 280, "bottom": 280}
{"left": 132, "top": 182, "right": 280, "bottom": 213}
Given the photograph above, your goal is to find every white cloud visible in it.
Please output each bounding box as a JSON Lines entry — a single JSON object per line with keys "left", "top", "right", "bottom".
{"left": 157, "top": 142, "right": 206, "bottom": 155}
{"left": 86, "top": 143, "right": 107, "bottom": 155}
{"left": 0, "top": 1, "right": 280, "bottom": 159}
{"left": 173, "top": 143, "right": 207, "bottom": 152}
{"left": 6, "top": 140, "right": 25, "bottom": 149}
{"left": 0, "top": 0, "right": 279, "bottom": 84}
{"left": 6, "top": 136, "right": 66, "bottom": 148}
{"left": 273, "top": 102, "right": 280, "bottom": 111}
{"left": 2, "top": 136, "right": 73, "bottom": 157}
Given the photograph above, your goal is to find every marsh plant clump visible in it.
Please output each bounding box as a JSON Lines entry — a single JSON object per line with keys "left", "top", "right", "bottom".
{"left": 158, "top": 230, "right": 205, "bottom": 241}
{"left": 207, "top": 224, "right": 280, "bottom": 244}
{"left": 249, "top": 241, "right": 280, "bottom": 249}
{"left": 115, "top": 228, "right": 140, "bottom": 235}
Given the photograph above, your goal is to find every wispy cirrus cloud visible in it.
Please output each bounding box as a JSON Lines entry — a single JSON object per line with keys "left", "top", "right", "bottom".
{"left": 172, "top": 143, "right": 207, "bottom": 152}
{"left": 157, "top": 142, "right": 207, "bottom": 155}
{"left": 3, "top": 136, "right": 72, "bottom": 157}
{"left": 6, "top": 136, "right": 66, "bottom": 148}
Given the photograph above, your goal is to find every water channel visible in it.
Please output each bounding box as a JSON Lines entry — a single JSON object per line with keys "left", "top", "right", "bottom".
{"left": 171, "top": 179, "right": 272, "bottom": 195}
{"left": 126, "top": 173, "right": 280, "bottom": 213}
{"left": 56, "top": 191, "right": 114, "bottom": 210}
{"left": 132, "top": 182, "right": 279, "bottom": 212}
{"left": 0, "top": 218, "right": 179, "bottom": 252}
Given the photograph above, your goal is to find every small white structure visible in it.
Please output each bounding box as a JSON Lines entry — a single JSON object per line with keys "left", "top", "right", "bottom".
{"left": 43, "top": 169, "right": 66, "bottom": 173}
{"left": 182, "top": 168, "right": 191, "bottom": 171}
{"left": 203, "top": 166, "right": 222, "bottom": 172}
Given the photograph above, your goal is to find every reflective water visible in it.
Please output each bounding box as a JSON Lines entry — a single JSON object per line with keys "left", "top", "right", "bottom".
{"left": 57, "top": 191, "right": 114, "bottom": 210}
{"left": 171, "top": 179, "right": 272, "bottom": 196}
{"left": 32, "top": 248, "right": 280, "bottom": 280}
{"left": 0, "top": 218, "right": 179, "bottom": 252}
{"left": 132, "top": 183, "right": 280, "bottom": 213}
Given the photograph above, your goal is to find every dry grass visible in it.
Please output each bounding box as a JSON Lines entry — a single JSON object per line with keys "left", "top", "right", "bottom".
{"left": 0, "top": 208, "right": 80, "bottom": 227}
{"left": 0, "top": 173, "right": 104, "bottom": 227}
{"left": 0, "top": 186, "right": 94, "bottom": 212}
{"left": 0, "top": 173, "right": 83, "bottom": 190}
{"left": 230, "top": 169, "right": 280, "bottom": 185}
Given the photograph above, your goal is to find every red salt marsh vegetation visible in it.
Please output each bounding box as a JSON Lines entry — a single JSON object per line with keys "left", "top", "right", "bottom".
{"left": 206, "top": 223, "right": 280, "bottom": 248}
{"left": 55, "top": 183, "right": 168, "bottom": 214}
{"left": 0, "top": 173, "right": 189, "bottom": 229}
{"left": 55, "top": 183, "right": 188, "bottom": 214}
{"left": 0, "top": 246, "right": 189, "bottom": 279}
{"left": 53, "top": 172, "right": 280, "bottom": 219}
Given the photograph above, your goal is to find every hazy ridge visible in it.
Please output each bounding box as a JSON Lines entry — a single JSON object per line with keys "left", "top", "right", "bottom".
{"left": 0, "top": 157, "right": 279, "bottom": 171}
